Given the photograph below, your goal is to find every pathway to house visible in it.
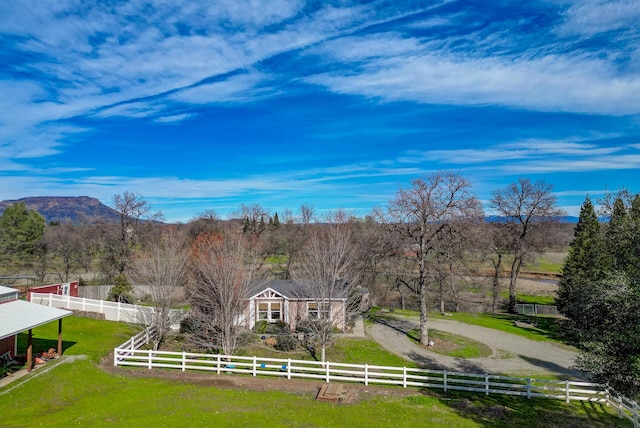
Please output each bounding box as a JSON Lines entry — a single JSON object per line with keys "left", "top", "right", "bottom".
{"left": 367, "top": 316, "right": 584, "bottom": 379}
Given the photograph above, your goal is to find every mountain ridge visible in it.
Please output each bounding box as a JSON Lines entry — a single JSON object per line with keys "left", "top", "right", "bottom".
{"left": 0, "top": 196, "right": 121, "bottom": 223}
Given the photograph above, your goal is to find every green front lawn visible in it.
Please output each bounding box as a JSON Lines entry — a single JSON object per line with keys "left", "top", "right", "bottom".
{"left": 0, "top": 316, "right": 622, "bottom": 427}
{"left": 16, "top": 315, "right": 137, "bottom": 363}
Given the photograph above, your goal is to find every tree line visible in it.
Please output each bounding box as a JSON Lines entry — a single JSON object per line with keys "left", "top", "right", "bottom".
{"left": 3, "top": 175, "right": 637, "bottom": 392}
{"left": 557, "top": 192, "right": 640, "bottom": 396}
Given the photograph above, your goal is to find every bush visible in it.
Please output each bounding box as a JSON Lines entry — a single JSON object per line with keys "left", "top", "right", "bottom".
{"left": 253, "top": 320, "right": 268, "bottom": 334}
{"left": 266, "top": 320, "right": 289, "bottom": 334}
{"left": 274, "top": 334, "right": 298, "bottom": 352}
{"left": 179, "top": 316, "right": 199, "bottom": 334}
{"left": 296, "top": 320, "right": 316, "bottom": 333}
{"left": 107, "top": 274, "right": 134, "bottom": 303}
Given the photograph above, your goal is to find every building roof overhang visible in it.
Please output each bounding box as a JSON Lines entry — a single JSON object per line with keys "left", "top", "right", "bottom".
{"left": 0, "top": 300, "right": 72, "bottom": 341}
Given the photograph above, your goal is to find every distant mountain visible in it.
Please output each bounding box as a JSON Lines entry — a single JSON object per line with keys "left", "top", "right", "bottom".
{"left": 485, "top": 215, "right": 579, "bottom": 223}
{"left": 0, "top": 196, "right": 121, "bottom": 224}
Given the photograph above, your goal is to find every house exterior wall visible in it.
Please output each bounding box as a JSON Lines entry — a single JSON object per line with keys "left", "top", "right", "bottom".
{"left": 27, "top": 281, "right": 79, "bottom": 301}
{"left": 244, "top": 298, "right": 347, "bottom": 332}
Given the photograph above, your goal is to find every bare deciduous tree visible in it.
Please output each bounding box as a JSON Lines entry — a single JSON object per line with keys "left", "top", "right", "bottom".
{"left": 380, "top": 172, "right": 482, "bottom": 346}
{"left": 291, "top": 211, "right": 359, "bottom": 362}
{"left": 99, "top": 191, "right": 162, "bottom": 279}
{"left": 43, "top": 222, "right": 92, "bottom": 282}
{"left": 229, "top": 203, "right": 270, "bottom": 238}
{"left": 188, "top": 228, "right": 264, "bottom": 355}
{"left": 490, "top": 178, "right": 564, "bottom": 313}
{"left": 130, "top": 227, "right": 189, "bottom": 350}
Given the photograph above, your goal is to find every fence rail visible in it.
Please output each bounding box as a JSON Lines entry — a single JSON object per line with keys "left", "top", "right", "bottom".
{"left": 515, "top": 304, "right": 558, "bottom": 317}
{"left": 30, "top": 292, "right": 187, "bottom": 324}
{"left": 608, "top": 390, "right": 640, "bottom": 427}
{"left": 113, "top": 332, "right": 639, "bottom": 426}
{"left": 113, "top": 347, "right": 605, "bottom": 403}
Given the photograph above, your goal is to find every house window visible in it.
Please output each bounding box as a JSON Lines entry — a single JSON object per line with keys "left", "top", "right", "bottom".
{"left": 258, "top": 303, "right": 269, "bottom": 320}
{"left": 270, "top": 302, "right": 281, "bottom": 321}
{"left": 307, "top": 302, "right": 330, "bottom": 320}
{"left": 256, "top": 301, "right": 282, "bottom": 322}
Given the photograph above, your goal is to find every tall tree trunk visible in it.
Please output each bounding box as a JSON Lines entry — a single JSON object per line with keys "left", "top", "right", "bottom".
{"left": 508, "top": 256, "right": 522, "bottom": 313}
{"left": 492, "top": 254, "right": 502, "bottom": 313}
{"left": 419, "top": 285, "right": 429, "bottom": 346}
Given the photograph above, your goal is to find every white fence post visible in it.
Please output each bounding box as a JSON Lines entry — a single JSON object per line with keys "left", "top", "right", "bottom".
{"left": 326, "top": 361, "right": 330, "bottom": 383}
{"left": 527, "top": 378, "right": 531, "bottom": 399}
{"left": 82, "top": 297, "right": 86, "bottom": 311}
{"left": 403, "top": 367, "right": 407, "bottom": 388}
{"left": 485, "top": 374, "right": 490, "bottom": 395}
{"left": 364, "top": 364, "right": 368, "bottom": 386}
{"left": 443, "top": 370, "right": 447, "bottom": 392}
{"left": 216, "top": 354, "right": 221, "bottom": 375}
{"left": 182, "top": 351, "right": 186, "bottom": 372}
{"left": 287, "top": 358, "right": 291, "bottom": 380}
{"left": 117, "top": 301, "right": 121, "bottom": 321}
{"left": 253, "top": 356, "right": 257, "bottom": 377}
{"left": 148, "top": 350, "right": 152, "bottom": 369}
{"left": 565, "top": 380, "right": 570, "bottom": 403}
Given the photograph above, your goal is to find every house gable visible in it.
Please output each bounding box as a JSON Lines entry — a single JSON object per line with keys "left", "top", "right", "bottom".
{"left": 249, "top": 287, "right": 289, "bottom": 301}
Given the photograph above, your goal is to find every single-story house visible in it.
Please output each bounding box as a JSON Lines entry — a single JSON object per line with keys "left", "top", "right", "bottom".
{"left": 244, "top": 280, "right": 349, "bottom": 333}
{"left": 0, "top": 285, "right": 72, "bottom": 372}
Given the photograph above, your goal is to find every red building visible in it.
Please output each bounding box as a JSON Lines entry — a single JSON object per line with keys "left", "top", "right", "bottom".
{"left": 27, "top": 281, "right": 79, "bottom": 301}
{"left": 0, "top": 285, "right": 71, "bottom": 372}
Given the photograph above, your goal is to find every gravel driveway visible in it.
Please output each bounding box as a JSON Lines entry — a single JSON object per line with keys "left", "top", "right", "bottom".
{"left": 368, "top": 316, "right": 585, "bottom": 379}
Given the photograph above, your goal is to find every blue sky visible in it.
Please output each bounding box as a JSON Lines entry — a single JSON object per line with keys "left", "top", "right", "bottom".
{"left": 2, "top": 1, "right": 639, "bottom": 222}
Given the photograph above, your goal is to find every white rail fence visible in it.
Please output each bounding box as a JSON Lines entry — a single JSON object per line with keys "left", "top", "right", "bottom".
{"left": 30, "top": 292, "right": 187, "bottom": 324}
{"left": 114, "top": 348, "right": 605, "bottom": 402}
{"left": 608, "top": 390, "right": 640, "bottom": 428}
{"left": 515, "top": 304, "right": 558, "bottom": 317}
{"left": 114, "top": 331, "right": 639, "bottom": 426}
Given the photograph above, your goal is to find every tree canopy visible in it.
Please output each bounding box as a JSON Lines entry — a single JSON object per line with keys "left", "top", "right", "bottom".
{"left": 0, "top": 202, "right": 45, "bottom": 271}
{"left": 557, "top": 192, "right": 640, "bottom": 396}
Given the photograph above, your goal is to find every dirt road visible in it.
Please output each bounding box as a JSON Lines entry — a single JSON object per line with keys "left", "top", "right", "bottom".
{"left": 368, "top": 317, "right": 584, "bottom": 379}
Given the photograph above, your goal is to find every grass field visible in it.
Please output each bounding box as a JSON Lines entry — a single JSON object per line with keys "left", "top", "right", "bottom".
{"left": 0, "top": 316, "right": 625, "bottom": 427}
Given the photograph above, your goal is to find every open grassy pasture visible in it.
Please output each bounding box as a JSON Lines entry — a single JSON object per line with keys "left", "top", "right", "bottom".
{"left": 0, "top": 316, "right": 626, "bottom": 427}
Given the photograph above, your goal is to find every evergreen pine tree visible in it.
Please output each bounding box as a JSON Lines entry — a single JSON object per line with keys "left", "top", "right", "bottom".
{"left": 557, "top": 196, "right": 605, "bottom": 326}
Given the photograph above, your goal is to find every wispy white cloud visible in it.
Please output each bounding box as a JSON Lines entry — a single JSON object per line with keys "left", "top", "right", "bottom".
{"left": 305, "top": 45, "right": 640, "bottom": 115}
{"left": 556, "top": 0, "right": 640, "bottom": 37}
{"left": 154, "top": 113, "right": 195, "bottom": 124}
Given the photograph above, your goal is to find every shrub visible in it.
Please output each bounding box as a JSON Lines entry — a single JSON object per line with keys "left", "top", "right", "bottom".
{"left": 179, "top": 316, "right": 199, "bottom": 334}
{"left": 107, "top": 274, "right": 134, "bottom": 303}
{"left": 253, "top": 320, "right": 268, "bottom": 334}
{"left": 266, "top": 320, "right": 289, "bottom": 334}
{"left": 274, "top": 334, "right": 298, "bottom": 352}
